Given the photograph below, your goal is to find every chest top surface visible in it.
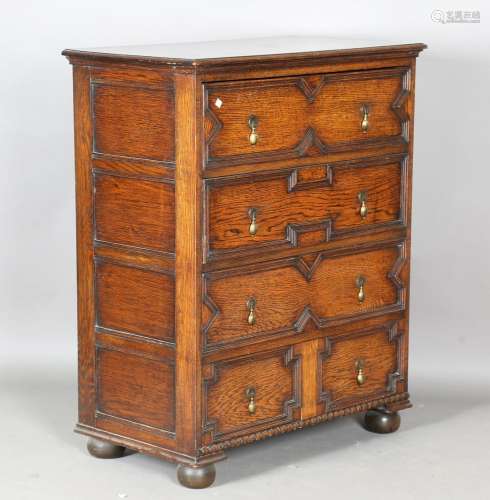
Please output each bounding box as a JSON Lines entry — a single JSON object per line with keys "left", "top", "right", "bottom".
{"left": 62, "top": 35, "right": 426, "bottom": 67}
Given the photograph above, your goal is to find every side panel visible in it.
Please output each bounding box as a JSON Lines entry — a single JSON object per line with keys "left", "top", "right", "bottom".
{"left": 97, "top": 348, "right": 175, "bottom": 432}
{"left": 94, "top": 173, "right": 175, "bottom": 253}
{"left": 73, "top": 65, "right": 96, "bottom": 425}
{"left": 95, "top": 261, "right": 175, "bottom": 342}
{"left": 92, "top": 82, "right": 175, "bottom": 162}
{"left": 72, "top": 64, "right": 178, "bottom": 451}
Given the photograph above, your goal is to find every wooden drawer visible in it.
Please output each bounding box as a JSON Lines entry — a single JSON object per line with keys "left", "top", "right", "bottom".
{"left": 205, "top": 154, "right": 406, "bottom": 260}
{"left": 203, "top": 244, "right": 405, "bottom": 350}
{"left": 321, "top": 324, "right": 402, "bottom": 409}
{"left": 204, "top": 67, "right": 409, "bottom": 168}
{"left": 203, "top": 347, "right": 300, "bottom": 441}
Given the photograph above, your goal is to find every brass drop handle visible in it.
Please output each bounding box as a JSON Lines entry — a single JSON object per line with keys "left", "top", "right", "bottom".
{"left": 358, "top": 191, "right": 368, "bottom": 219}
{"left": 248, "top": 115, "right": 259, "bottom": 145}
{"left": 248, "top": 207, "right": 258, "bottom": 236}
{"left": 360, "top": 105, "right": 369, "bottom": 132}
{"left": 355, "top": 359, "right": 366, "bottom": 386}
{"left": 245, "top": 387, "right": 256, "bottom": 415}
{"left": 246, "top": 297, "right": 256, "bottom": 325}
{"left": 356, "top": 276, "right": 366, "bottom": 303}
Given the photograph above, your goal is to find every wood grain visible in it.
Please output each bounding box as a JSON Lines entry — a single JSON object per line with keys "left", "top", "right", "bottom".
{"left": 199, "top": 392, "right": 410, "bottom": 455}
{"left": 94, "top": 242, "right": 175, "bottom": 273}
{"left": 174, "top": 70, "right": 203, "bottom": 455}
{"left": 73, "top": 65, "right": 96, "bottom": 426}
{"left": 321, "top": 328, "right": 398, "bottom": 408}
{"left": 64, "top": 42, "right": 424, "bottom": 469}
{"left": 96, "top": 330, "right": 175, "bottom": 362}
{"left": 94, "top": 173, "right": 175, "bottom": 253}
{"left": 97, "top": 348, "right": 175, "bottom": 431}
{"left": 207, "top": 156, "right": 403, "bottom": 258}
{"left": 204, "top": 245, "right": 403, "bottom": 347}
{"left": 204, "top": 349, "right": 298, "bottom": 438}
{"left": 93, "top": 83, "right": 175, "bottom": 161}
{"left": 95, "top": 414, "right": 177, "bottom": 449}
{"left": 205, "top": 68, "right": 406, "bottom": 166}
{"left": 63, "top": 42, "right": 426, "bottom": 71}
{"left": 294, "top": 339, "right": 324, "bottom": 419}
{"left": 95, "top": 260, "right": 175, "bottom": 342}
{"left": 93, "top": 156, "right": 175, "bottom": 181}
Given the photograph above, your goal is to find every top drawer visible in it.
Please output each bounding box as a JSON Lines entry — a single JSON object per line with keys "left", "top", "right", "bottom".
{"left": 204, "top": 67, "right": 410, "bottom": 168}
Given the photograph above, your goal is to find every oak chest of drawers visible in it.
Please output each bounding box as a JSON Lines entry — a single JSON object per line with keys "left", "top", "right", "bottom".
{"left": 63, "top": 37, "right": 426, "bottom": 488}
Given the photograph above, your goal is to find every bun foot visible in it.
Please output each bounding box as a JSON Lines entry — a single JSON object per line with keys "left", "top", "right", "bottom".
{"left": 177, "top": 463, "right": 216, "bottom": 489}
{"left": 364, "top": 408, "right": 401, "bottom": 434}
{"left": 87, "top": 437, "right": 125, "bottom": 459}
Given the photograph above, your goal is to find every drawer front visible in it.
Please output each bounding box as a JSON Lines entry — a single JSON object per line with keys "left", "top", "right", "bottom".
{"left": 206, "top": 155, "right": 406, "bottom": 259}
{"left": 203, "top": 347, "right": 299, "bottom": 441}
{"left": 204, "top": 67, "right": 409, "bottom": 168}
{"left": 321, "top": 324, "right": 403, "bottom": 409}
{"left": 203, "top": 244, "right": 405, "bottom": 350}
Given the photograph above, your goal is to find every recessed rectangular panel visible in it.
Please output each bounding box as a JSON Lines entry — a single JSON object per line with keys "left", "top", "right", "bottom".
{"left": 96, "top": 261, "right": 174, "bottom": 342}
{"left": 95, "top": 174, "right": 175, "bottom": 253}
{"left": 93, "top": 83, "right": 175, "bottom": 162}
{"left": 321, "top": 329, "right": 398, "bottom": 407}
{"left": 97, "top": 348, "right": 175, "bottom": 431}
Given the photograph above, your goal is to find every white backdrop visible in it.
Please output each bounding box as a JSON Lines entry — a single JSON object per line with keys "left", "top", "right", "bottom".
{"left": 1, "top": 1, "right": 489, "bottom": 499}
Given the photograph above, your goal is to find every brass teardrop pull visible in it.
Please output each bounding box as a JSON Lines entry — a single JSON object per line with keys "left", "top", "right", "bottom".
{"left": 360, "top": 105, "right": 369, "bottom": 132}
{"left": 245, "top": 387, "right": 256, "bottom": 415}
{"left": 246, "top": 297, "right": 256, "bottom": 325}
{"left": 356, "top": 276, "right": 366, "bottom": 303}
{"left": 248, "top": 207, "right": 258, "bottom": 236}
{"left": 355, "top": 359, "right": 366, "bottom": 386}
{"left": 358, "top": 191, "right": 368, "bottom": 219}
{"left": 248, "top": 115, "right": 259, "bottom": 145}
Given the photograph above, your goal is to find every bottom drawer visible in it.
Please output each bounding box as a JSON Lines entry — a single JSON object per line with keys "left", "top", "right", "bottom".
{"left": 203, "top": 322, "right": 405, "bottom": 444}
{"left": 320, "top": 324, "right": 402, "bottom": 410}
{"left": 203, "top": 347, "right": 300, "bottom": 441}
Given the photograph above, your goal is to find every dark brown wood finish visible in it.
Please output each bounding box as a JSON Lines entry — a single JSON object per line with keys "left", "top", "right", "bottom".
{"left": 95, "top": 260, "right": 175, "bottom": 342}
{"left": 320, "top": 323, "right": 403, "bottom": 410}
{"left": 203, "top": 347, "right": 300, "bottom": 441}
{"left": 87, "top": 437, "right": 125, "bottom": 459}
{"left": 205, "top": 154, "right": 406, "bottom": 260}
{"left": 204, "top": 68, "right": 409, "bottom": 168}
{"left": 203, "top": 243, "right": 406, "bottom": 350}
{"left": 96, "top": 348, "right": 175, "bottom": 432}
{"left": 63, "top": 39, "right": 425, "bottom": 70}
{"left": 174, "top": 70, "right": 203, "bottom": 457}
{"left": 94, "top": 173, "right": 175, "bottom": 254}
{"left": 73, "top": 65, "right": 96, "bottom": 427}
{"left": 64, "top": 38, "right": 425, "bottom": 487}
{"left": 92, "top": 81, "right": 175, "bottom": 163}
